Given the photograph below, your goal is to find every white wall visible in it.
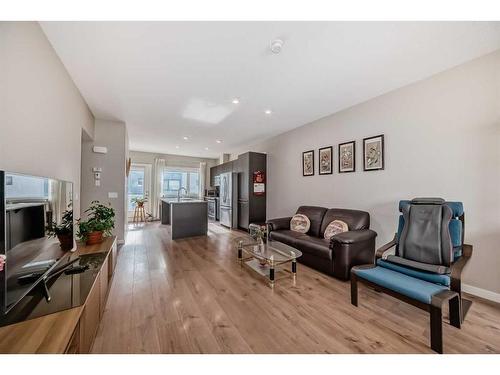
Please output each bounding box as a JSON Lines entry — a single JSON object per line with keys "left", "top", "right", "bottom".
{"left": 81, "top": 120, "right": 128, "bottom": 242}
{"left": 233, "top": 50, "right": 500, "bottom": 296}
{"left": 0, "top": 22, "right": 94, "bottom": 217}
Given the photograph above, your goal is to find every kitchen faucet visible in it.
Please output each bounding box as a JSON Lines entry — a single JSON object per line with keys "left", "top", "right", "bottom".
{"left": 177, "top": 187, "right": 188, "bottom": 202}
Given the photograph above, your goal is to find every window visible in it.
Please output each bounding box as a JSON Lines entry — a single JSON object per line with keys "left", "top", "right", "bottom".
{"left": 128, "top": 168, "right": 145, "bottom": 211}
{"left": 162, "top": 168, "right": 200, "bottom": 198}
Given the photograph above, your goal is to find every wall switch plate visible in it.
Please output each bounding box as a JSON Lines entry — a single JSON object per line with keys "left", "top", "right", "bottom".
{"left": 93, "top": 146, "right": 108, "bottom": 154}
{"left": 92, "top": 167, "right": 102, "bottom": 172}
{"left": 108, "top": 192, "right": 118, "bottom": 199}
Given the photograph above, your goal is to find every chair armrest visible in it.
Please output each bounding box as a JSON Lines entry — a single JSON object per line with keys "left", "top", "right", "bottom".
{"left": 450, "top": 244, "right": 473, "bottom": 292}
{"left": 330, "top": 229, "right": 377, "bottom": 245}
{"left": 375, "top": 234, "right": 398, "bottom": 259}
{"left": 266, "top": 217, "right": 292, "bottom": 232}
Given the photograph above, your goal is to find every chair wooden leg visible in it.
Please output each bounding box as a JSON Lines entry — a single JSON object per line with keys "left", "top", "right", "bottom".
{"left": 449, "top": 295, "right": 461, "bottom": 329}
{"left": 430, "top": 305, "right": 443, "bottom": 354}
{"left": 350, "top": 273, "right": 358, "bottom": 307}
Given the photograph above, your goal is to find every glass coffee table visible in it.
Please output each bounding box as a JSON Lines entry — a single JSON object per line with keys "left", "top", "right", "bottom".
{"left": 235, "top": 237, "right": 302, "bottom": 287}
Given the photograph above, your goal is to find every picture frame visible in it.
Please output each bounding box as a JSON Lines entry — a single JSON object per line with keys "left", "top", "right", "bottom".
{"left": 302, "top": 150, "right": 314, "bottom": 176}
{"left": 363, "top": 134, "right": 384, "bottom": 171}
{"left": 318, "top": 146, "right": 333, "bottom": 175}
{"left": 338, "top": 141, "right": 356, "bottom": 173}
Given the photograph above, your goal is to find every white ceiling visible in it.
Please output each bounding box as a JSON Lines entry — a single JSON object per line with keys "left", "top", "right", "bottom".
{"left": 41, "top": 22, "right": 500, "bottom": 158}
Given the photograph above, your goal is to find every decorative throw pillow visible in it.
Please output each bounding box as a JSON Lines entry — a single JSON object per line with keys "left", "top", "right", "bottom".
{"left": 324, "top": 220, "right": 349, "bottom": 240}
{"left": 290, "top": 214, "right": 311, "bottom": 233}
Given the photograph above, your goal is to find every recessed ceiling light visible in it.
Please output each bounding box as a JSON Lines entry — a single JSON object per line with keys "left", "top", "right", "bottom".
{"left": 265, "top": 109, "right": 272, "bottom": 115}
{"left": 204, "top": 147, "right": 209, "bottom": 151}
{"left": 216, "top": 140, "right": 222, "bottom": 144}
{"left": 232, "top": 98, "right": 240, "bottom": 104}
{"left": 175, "top": 145, "right": 180, "bottom": 149}
{"left": 183, "top": 136, "right": 189, "bottom": 140}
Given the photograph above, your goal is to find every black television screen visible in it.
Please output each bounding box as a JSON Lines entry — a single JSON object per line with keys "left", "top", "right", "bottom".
{"left": 0, "top": 171, "right": 74, "bottom": 314}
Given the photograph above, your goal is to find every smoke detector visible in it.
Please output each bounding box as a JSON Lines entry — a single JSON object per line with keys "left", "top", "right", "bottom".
{"left": 270, "top": 39, "right": 284, "bottom": 54}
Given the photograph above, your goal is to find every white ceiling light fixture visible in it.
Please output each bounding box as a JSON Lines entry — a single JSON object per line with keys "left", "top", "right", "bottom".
{"left": 216, "top": 139, "right": 222, "bottom": 144}
{"left": 204, "top": 147, "right": 209, "bottom": 151}
{"left": 175, "top": 145, "right": 180, "bottom": 149}
{"left": 231, "top": 98, "right": 240, "bottom": 104}
{"left": 264, "top": 109, "right": 272, "bottom": 115}
{"left": 183, "top": 136, "right": 189, "bottom": 140}
{"left": 270, "top": 39, "right": 284, "bottom": 54}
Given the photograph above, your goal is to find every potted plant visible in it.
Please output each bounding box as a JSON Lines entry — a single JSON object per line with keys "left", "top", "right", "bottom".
{"left": 46, "top": 204, "right": 74, "bottom": 250}
{"left": 77, "top": 200, "right": 115, "bottom": 245}
{"left": 131, "top": 196, "right": 148, "bottom": 208}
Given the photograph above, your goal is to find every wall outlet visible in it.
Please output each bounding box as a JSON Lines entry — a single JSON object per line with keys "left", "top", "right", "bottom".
{"left": 108, "top": 192, "right": 118, "bottom": 199}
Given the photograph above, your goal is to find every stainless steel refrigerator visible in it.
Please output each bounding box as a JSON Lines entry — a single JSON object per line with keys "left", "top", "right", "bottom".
{"left": 219, "top": 172, "right": 238, "bottom": 228}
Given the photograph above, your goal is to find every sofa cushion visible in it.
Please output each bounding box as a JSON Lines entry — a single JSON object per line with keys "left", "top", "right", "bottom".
{"left": 290, "top": 214, "right": 310, "bottom": 233}
{"left": 353, "top": 266, "right": 449, "bottom": 304}
{"left": 269, "top": 230, "right": 304, "bottom": 248}
{"left": 320, "top": 208, "right": 370, "bottom": 237}
{"left": 296, "top": 206, "right": 328, "bottom": 237}
{"left": 377, "top": 259, "right": 450, "bottom": 286}
{"left": 295, "top": 235, "right": 332, "bottom": 260}
{"left": 323, "top": 220, "right": 349, "bottom": 240}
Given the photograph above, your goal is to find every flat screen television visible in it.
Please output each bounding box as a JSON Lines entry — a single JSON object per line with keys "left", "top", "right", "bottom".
{"left": 0, "top": 171, "right": 74, "bottom": 315}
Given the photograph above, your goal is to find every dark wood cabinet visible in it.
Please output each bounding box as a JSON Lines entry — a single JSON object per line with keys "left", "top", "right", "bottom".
{"left": 209, "top": 152, "right": 266, "bottom": 230}
{"left": 238, "top": 201, "right": 250, "bottom": 229}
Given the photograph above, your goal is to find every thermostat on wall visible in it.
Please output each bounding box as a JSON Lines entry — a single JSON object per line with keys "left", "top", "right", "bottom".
{"left": 93, "top": 146, "right": 108, "bottom": 154}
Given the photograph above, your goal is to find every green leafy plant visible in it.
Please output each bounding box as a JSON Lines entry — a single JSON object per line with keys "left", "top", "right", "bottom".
{"left": 131, "top": 196, "right": 148, "bottom": 206}
{"left": 77, "top": 200, "right": 115, "bottom": 242}
{"left": 46, "top": 203, "right": 73, "bottom": 237}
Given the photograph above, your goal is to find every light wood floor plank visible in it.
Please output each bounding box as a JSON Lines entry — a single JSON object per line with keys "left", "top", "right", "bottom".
{"left": 92, "top": 222, "right": 500, "bottom": 354}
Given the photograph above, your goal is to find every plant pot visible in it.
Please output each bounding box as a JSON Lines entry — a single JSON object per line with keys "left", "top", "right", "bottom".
{"left": 137, "top": 202, "right": 144, "bottom": 208}
{"left": 86, "top": 231, "right": 104, "bottom": 245}
{"left": 57, "top": 233, "right": 74, "bottom": 250}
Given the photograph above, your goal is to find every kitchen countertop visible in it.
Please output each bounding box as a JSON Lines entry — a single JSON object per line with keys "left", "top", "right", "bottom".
{"left": 161, "top": 198, "right": 207, "bottom": 204}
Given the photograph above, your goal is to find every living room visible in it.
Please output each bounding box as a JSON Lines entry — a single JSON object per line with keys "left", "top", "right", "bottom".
{"left": 1, "top": 0, "right": 500, "bottom": 371}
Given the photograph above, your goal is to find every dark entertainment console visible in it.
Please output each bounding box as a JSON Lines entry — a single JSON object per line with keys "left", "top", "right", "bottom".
{"left": 0, "top": 236, "right": 117, "bottom": 353}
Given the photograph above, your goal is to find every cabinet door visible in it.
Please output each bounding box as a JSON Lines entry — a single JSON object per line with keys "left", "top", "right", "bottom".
{"left": 99, "top": 257, "right": 109, "bottom": 319}
{"left": 238, "top": 201, "right": 249, "bottom": 230}
{"left": 238, "top": 153, "right": 250, "bottom": 200}
{"left": 109, "top": 240, "right": 117, "bottom": 279}
{"left": 79, "top": 279, "right": 101, "bottom": 353}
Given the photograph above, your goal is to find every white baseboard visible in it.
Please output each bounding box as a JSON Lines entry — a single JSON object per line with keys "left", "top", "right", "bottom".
{"left": 462, "top": 283, "right": 500, "bottom": 303}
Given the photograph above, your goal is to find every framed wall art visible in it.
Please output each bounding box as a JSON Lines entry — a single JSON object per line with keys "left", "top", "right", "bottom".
{"left": 338, "top": 141, "right": 355, "bottom": 173}
{"left": 302, "top": 150, "right": 314, "bottom": 176}
{"left": 363, "top": 134, "right": 384, "bottom": 171}
{"left": 318, "top": 146, "right": 333, "bottom": 175}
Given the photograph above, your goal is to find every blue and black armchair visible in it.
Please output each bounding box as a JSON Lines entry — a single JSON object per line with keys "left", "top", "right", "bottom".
{"left": 350, "top": 198, "right": 473, "bottom": 353}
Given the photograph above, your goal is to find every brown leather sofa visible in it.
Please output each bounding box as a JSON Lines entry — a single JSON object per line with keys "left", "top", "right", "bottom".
{"left": 266, "top": 206, "right": 377, "bottom": 280}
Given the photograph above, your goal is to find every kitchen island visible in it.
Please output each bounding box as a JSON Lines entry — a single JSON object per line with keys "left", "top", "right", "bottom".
{"left": 160, "top": 199, "right": 208, "bottom": 240}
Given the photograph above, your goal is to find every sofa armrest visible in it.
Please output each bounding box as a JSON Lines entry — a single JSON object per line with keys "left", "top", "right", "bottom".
{"left": 330, "top": 229, "right": 377, "bottom": 280}
{"left": 330, "top": 229, "right": 377, "bottom": 245}
{"left": 266, "top": 217, "right": 292, "bottom": 232}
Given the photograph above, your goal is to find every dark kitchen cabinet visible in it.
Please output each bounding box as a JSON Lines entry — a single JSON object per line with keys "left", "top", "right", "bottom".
{"left": 236, "top": 152, "right": 266, "bottom": 230}
{"left": 209, "top": 152, "right": 266, "bottom": 230}
{"left": 238, "top": 200, "right": 250, "bottom": 229}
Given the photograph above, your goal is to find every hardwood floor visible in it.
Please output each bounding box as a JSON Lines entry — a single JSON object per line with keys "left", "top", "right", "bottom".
{"left": 91, "top": 222, "right": 500, "bottom": 354}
